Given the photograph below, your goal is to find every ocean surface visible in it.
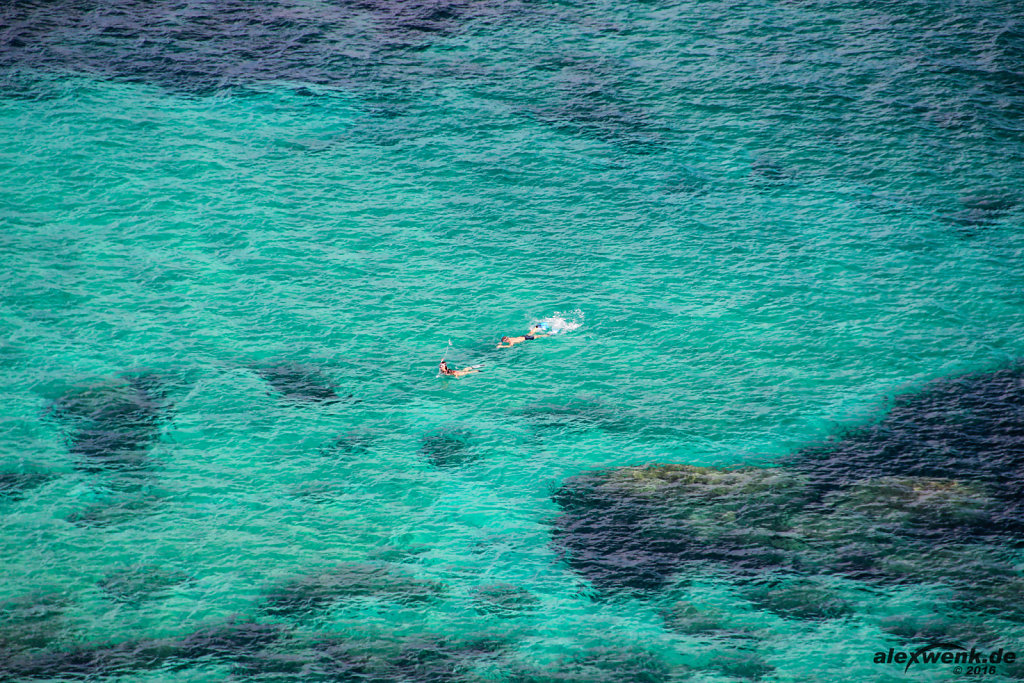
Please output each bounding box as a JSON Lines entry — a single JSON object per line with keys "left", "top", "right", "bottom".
{"left": 2, "top": 0, "right": 1023, "bottom": 680}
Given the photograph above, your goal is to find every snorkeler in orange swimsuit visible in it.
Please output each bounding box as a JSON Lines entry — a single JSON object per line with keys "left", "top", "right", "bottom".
{"left": 438, "top": 360, "right": 481, "bottom": 378}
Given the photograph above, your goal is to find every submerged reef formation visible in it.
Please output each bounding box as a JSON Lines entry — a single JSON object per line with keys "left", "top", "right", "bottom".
{"left": 1, "top": 609, "right": 513, "bottom": 683}
{"left": 321, "top": 430, "right": 375, "bottom": 457}
{"left": 255, "top": 363, "right": 344, "bottom": 404}
{"left": 516, "top": 396, "right": 635, "bottom": 433}
{"left": 0, "top": 471, "right": 52, "bottom": 501}
{"left": 232, "top": 632, "right": 508, "bottom": 682}
{"left": 50, "top": 372, "right": 172, "bottom": 472}
{"left": 0, "top": 620, "right": 284, "bottom": 681}
{"left": 552, "top": 464, "right": 812, "bottom": 591}
{"left": 472, "top": 583, "right": 540, "bottom": 618}
{"left": 419, "top": 426, "right": 478, "bottom": 467}
{"left": 98, "top": 564, "right": 192, "bottom": 605}
{"left": 507, "top": 645, "right": 673, "bottom": 683}
{"left": 0, "top": 591, "right": 71, "bottom": 652}
{"left": 750, "top": 154, "right": 794, "bottom": 187}
{"left": 946, "top": 191, "right": 1017, "bottom": 228}
{"left": 0, "top": 0, "right": 501, "bottom": 95}
{"left": 261, "top": 563, "right": 445, "bottom": 618}
{"left": 782, "top": 363, "right": 1024, "bottom": 525}
{"left": 552, "top": 364, "right": 1024, "bottom": 622}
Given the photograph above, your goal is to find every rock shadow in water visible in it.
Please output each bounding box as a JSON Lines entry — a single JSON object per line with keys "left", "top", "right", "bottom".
{"left": 741, "top": 576, "right": 853, "bottom": 621}
{"left": 261, "top": 563, "right": 445, "bottom": 618}
{"left": 65, "top": 493, "right": 163, "bottom": 528}
{"left": 0, "top": 0, "right": 510, "bottom": 96}
{"left": 0, "top": 620, "right": 284, "bottom": 681}
{"left": 525, "top": 52, "right": 672, "bottom": 153}
{"left": 782, "top": 363, "right": 1024, "bottom": 532}
{"left": 320, "top": 429, "right": 375, "bottom": 457}
{"left": 237, "top": 632, "right": 506, "bottom": 682}
{"left": 879, "top": 612, "right": 997, "bottom": 648}
{"left": 552, "top": 464, "right": 813, "bottom": 592}
{"left": 50, "top": 372, "right": 172, "bottom": 473}
{"left": 946, "top": 191, "right": 1017, "bottom": 229}
{"left": 659, "top": 602, "right": 731, "bottom": 637}
{"left": 507, "top": 645, "right": 672, "bottom": 683}
{"left": 255, "top": 362, "right": 349, "bottom": 405}
{"left": 516, "top": 396, "right": 635, "bottom": 434}
{"left": 550, "top": 363, "right": 1024, "bottom": 625}
{"left": 703, "top": 648, "right": 775, "bottom": 681}
{"left": 0, "top": 591, "right": 71, "bottom": 652}
{"left": 0, "top": 471, "right": 52, "bottom": 501}
{"left": 472, "top": 583, "right": 540, "bottom": 618}
{"left": 419, "top": 426, "right": 478, "bottom": 467}
{"left": 98, "top": 564, "right": 192, "bottom": 605}
{"left": 529, "top": 68, "right": 669, "bottom": 154}
{"left": 749, "top": 154, "right": 795, "bottom": 188}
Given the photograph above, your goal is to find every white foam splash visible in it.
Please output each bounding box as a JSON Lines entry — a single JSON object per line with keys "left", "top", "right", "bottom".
{"left": 534, "top": 309, "right": 584, "bottom": 335}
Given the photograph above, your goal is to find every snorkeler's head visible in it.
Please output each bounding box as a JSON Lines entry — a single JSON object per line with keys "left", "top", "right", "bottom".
{"left": 501, "top": 336, "right": 510, "bottom": 343}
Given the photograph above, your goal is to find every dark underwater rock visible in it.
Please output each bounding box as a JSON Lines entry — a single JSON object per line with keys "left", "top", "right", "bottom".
{"left": 66, "top": 494, "right": 162, "bottom": 528}
{"left": 288, "top": 481, "right": 350, "bottom": 503}
{"left": 386, "top": 635, "right": 506, "bottom": 683}
{"left": 782, "top": 363, "right": 1024, "bottom": 532}
{"left": 363, "top": 0, "right": 481, "bottom": 44}
{"left": 0, "top": 620, "right": 284, "bottom": 680}
{"left": 879, "top": 613, "right": 997, "bottom": 647}
{"left": 322, "top": 430, "right": 374, "bottom": 456}
{"left": 553, "top": 462, "right": 1020, "bottom": 595}
{"left": 256, "top": 363, "right": 342, "bottom": 404}
{"left": 229, "top": 632, "right": 508, "bottom": 682}
{"left": 947, "top": 191, "right": 1017, "bottom": 227}
{"left": 0, "top": 471, "right": 51, "bottom": 501}
{"left": 293, "top": 633, "right": 505, "bottom": 683}
{"left": 366, "top": 544, "right": 430, "bottom": 563}
{"left": 0, "top": 0, "right": 509, "bottom": 97}
{"left": 509, "top": 646, "right": 672, "bottom": 683}
{"left": 742, "top": 577, "right": 853, "bottom": 621}
{"left": 174, "top": 621, "right": 284, "bottom": 661}
{"left": 660, "top": 168, "right": 712, "bottom": 198}
{"left": 517, "top": 396, "right": 635, "bottom": 433}
{"left": 954, "top": 575, "right": 1024, "bottom": 623}
{"left": 419, "top": 426, "right": 477, "bottom": 467}
{"left": 823, "top": 476, "right": 997, "bottom": 535}
{"left": 0, "top": 591, "right": 71, "bottom": 652}
{"left": 550, "top": 363, "right": 1024, "bottom": 628}
{"left": 51, "top": 373, "right": 171, "bottom": 472}
{"left": 1, "top": 639, "right": 152, "bottom": 680}
{"left": 659, "top": 602, "right": 727, "bottom": 636}
{"left": 551, "top": 464, "right": 813, "bottom": 591}
{"left": 527, "top": 55, "right": 669, "bottom": 154}
{"left": 262, "top": 563, "right": 445, "bottom": 617}
{"left": 98, "top": 565, "right": 192, "bottom": 604}
{"left": 472, "top": 583, "right": 540, "bottom": 618}
{"left": 750, "top": 154, "right": 794, "bottom": 185}
{"left": 704, "top": 649, "right": 774, "bottom": 681}
{"left": 532, "top": 98, "right": 666, "bottom": 154}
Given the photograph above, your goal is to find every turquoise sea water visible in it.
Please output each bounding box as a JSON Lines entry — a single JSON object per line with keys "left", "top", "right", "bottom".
{"left": 2, "top": 0, "right": 1023, "bottom": 680}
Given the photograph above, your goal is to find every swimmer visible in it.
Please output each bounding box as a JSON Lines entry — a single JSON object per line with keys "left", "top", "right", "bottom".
{"left": 438, "top": 360, "right": 481, "bottom": 378}
{"left": 496, "top": 326, "right": 549, "bottom": 348}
